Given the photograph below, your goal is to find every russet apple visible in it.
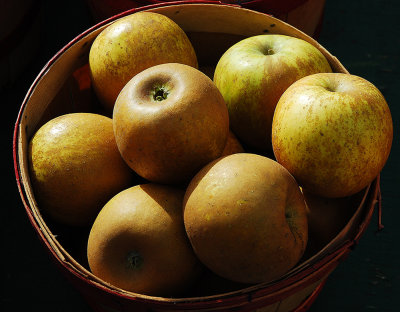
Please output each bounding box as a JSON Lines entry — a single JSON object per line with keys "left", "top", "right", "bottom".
{"left": 213, "top": 34, "right": 332, "bottom": 151}
{"left": 87, "top": 184, "right": 201, "bottom": 296}
{"left": 28, "top": 113, "right": 134, "bottom": 226}
{"left": 113, "top": 63, "right": 229, "bottom": 184}
{"left": 220, "top": 130, "right": 245, "bottom": 157}
{"left": 272, "top": 73, "right": 393, "bottom": 198}
{"left": 89, "top": 12, "right": 198, "bottom": 112}
{"left": 183, "top": 153, "right": 308, "bottom": 284}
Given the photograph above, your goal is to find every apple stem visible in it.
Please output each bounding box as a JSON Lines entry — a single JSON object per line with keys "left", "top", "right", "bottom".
{"left": 263, "top": 48, "right": 275, "bottom": 55}
{"left": 153, "top": 86, "right": 169, "bottom": 101}
{"left": 126, "top": 251, "right": 143, "bottom": 270}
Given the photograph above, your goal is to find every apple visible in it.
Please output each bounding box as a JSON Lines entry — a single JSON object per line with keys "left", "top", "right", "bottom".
{"left": 87, "top": 184, "right": 201, "bottom": 296}
{"left": 28, "top": 113, "right": 135, "bottom": 226}
{"left": 113, "top": 63, "right": 229, "bottom": 184}
{"left": 213, "top": 34, "right": 332, "bottom": 151}
{"left": 89, "top": 12, "right": 198, "bottom": 113}
{"left": 183, "top": 153, "right": 308, "bottom": 284}
{"left": 272, "top": 73, "right": 393, "bottom": 198}
{"left": 220, "top": 130, "right": 245, "bottom": 157}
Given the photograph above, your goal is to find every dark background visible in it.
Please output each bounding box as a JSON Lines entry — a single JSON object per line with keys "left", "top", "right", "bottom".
{"left": 2, "top": 0, "right": 399, "bottom": 311}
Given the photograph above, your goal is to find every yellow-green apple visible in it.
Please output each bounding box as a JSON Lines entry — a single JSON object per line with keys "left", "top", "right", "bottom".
{"left": 113, "top": 63, "right": 229, "bottom": 184}
{"left": 183, "top": 153, "right": 308, "bottom": 284}
{"left": 87, "top": 184, "right": 201, "bottom": 296}
{"left": 213, "top": 34, "right": 332, "bottom": 151}
{"left": 89, "top": 12, "right": 198, "bottom": 113}
{"left": 272, "top": 73, "right": 393, "bottom": 198}
{"left": 28, "top": 113, "right": 135, "bottom": 226}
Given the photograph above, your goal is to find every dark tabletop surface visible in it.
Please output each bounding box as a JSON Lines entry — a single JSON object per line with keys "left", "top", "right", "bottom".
{"left": 2, "top": 0, "right": 399, "bottom": 311}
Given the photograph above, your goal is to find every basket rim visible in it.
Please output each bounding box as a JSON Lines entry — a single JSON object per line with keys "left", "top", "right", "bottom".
{"left": 12, "top": 1, "right": 380, "bottom": 307}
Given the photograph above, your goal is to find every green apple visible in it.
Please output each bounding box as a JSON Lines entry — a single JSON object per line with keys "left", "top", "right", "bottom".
{"left": 272, "top": 73, "right": 393, "bottom": 198}
{"left": 89, "top": 12, "right": 198, "bottom": 113}
{"left": 113, "top": 63, "right": 229, "bottom": 185}
{"left": 28, "top": 113, "right": 135, "bottom": 226}
{"left": 213, "top": 34, "right": 332, "bottom": 151}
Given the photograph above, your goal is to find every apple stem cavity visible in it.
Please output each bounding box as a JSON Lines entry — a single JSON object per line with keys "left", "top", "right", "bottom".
{"left": 153, "top": 86, "right": 169, "bottom": 101}
{"left": 325, "top": 85, "right": 336, "bottom": 92}
{"left": 126, "top": 251, "right": 143, "bottom": 270}
{"left": 262, "top": 47, "right": 275, "bottom": 55}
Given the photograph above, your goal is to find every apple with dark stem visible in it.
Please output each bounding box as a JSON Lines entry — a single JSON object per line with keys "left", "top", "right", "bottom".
{"left": 113, "top": 63, "right": 229, "bottom": 184}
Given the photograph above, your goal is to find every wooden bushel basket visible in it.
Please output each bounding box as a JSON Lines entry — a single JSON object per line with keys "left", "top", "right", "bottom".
{"left": 13, "top": 2, "right": 381, "bottom": 311}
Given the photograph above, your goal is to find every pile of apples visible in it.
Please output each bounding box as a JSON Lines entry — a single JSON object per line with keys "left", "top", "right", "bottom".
{"left": 28, "top": 11, "right": 393, "bottom": 297}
